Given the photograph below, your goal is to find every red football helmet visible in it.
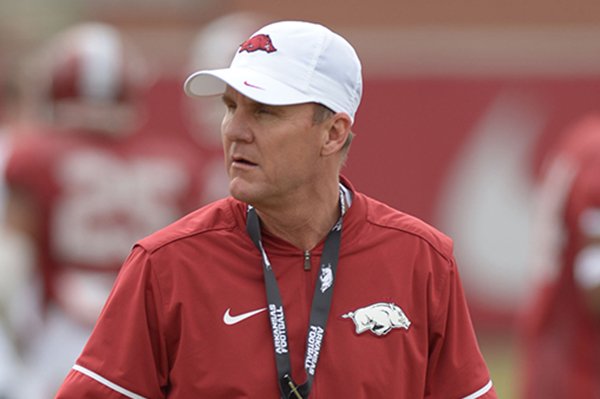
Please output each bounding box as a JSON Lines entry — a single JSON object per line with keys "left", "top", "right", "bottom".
{"left": 42, "top": 22, "right": 148, "bottom": 104}
{"left": 28, "top": 22, "right": 152, "bottom": 134}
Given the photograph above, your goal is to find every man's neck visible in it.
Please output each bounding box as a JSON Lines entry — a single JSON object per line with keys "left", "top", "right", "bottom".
{"left": 255, "top": 184, "right": 341, "bottom": 251}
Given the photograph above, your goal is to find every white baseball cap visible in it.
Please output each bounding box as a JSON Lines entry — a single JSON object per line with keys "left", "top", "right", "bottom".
{"left": 183, "top": 20, "right": 363, "bottom": 123}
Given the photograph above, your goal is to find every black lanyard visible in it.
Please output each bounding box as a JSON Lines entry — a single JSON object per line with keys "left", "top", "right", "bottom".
{"left": 246, "top": 190, "right": 345, "bottom": 399}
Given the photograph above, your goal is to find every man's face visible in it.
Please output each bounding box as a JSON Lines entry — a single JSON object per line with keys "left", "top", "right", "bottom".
{"left": 220, "top": 86, "right": 327, "bottom": 207}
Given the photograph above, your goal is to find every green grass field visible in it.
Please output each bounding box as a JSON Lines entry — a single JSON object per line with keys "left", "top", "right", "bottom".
{"left": 479, "top": 332, "right": 519, "bottom": 398}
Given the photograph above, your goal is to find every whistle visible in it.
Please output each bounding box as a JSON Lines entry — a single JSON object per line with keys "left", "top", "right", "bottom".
{"left": 284, "top": 375, "right": 303, "bottom": 399}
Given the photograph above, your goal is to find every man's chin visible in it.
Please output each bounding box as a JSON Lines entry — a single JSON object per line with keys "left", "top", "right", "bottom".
{"left": 228, "top": 179, "right": 255, "bottom": 204}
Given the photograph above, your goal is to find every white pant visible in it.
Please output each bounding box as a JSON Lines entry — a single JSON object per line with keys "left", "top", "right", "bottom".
{"left": 10, "top": 305, "right": 92, "bottom": 399}
{"left": 0, "top": 323, "right": 21, "bottom": 398}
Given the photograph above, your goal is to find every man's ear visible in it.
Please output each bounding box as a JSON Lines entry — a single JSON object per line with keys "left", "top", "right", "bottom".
{"left": 321, "top": 113, "right": 352, "bottom": 156}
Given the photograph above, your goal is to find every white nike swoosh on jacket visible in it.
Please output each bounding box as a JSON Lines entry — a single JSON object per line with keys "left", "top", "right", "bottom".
{"left": 223, "top": 307, "right": 267, "bottom": 325}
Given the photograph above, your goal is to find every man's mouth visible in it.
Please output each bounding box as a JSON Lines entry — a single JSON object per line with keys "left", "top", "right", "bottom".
{"left": 232, "top": 155, "right": 257, "bottom": 167}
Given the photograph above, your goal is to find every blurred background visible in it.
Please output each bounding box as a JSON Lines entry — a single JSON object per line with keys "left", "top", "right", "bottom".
{"left": 2, "top": 1, "right": 600, "bottom": 397}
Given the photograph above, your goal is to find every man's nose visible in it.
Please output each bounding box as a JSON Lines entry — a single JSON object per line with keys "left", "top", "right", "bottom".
{"left": 222, "top": 109, "right": 253, "bottom": 143}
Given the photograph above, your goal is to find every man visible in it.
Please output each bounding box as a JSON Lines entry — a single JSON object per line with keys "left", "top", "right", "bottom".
{"left": 55, "top": 20, "right": 496, "bottom": 398}
{"left": 520, "top": 115, "right": 600, "bottom": 398}
{"left": 3, "top": 23, "right": 204, "bottom": 398}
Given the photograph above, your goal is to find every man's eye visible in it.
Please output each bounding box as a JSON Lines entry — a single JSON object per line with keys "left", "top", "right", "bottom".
{"left": 256, "top": 106, "right": 274, "bottom": 115}
{"left": 221, "top": 95, "right": 236, "bottom": 111}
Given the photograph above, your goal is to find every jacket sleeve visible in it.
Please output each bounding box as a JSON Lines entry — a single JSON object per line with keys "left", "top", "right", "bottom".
{"left": 424, "top": 255, "right": 497, "bottom": 399}
{"left": 55, "top": 368, "right": 145, "bottom": 399}
{"left": 55, "top": 245, "right": 168, "bottom": 399}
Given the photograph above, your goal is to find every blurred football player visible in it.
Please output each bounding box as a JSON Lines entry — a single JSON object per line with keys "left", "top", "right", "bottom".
{"left": 520, "top": 115, "right": 600, "bottom": 398}
{"left": 3, "top": 22, "right": 204, "bottom": 398}
{"left": 0, "top": 63, "right": 33, "bottom": 399}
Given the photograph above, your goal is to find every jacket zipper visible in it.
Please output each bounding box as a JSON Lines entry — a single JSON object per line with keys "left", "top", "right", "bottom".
{"left": 303, "top": 250, "right": 311, "bottom": 271}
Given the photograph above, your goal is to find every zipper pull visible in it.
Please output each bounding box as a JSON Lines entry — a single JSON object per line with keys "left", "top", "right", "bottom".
{"left": 303, "top": 250, "right": 311, "bottom": 271}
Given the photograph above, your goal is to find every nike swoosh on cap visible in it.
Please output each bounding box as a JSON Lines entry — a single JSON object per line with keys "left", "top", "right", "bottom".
{"left": 223, "top": 307, "right": 267, "bottom": 325}
{"left": 243, "top": 80, "right": 264, "bottom": 90}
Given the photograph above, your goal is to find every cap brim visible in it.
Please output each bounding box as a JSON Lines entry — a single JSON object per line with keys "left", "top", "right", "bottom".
{"left": 183, "top": 67, "right": 313, "bottom": 106}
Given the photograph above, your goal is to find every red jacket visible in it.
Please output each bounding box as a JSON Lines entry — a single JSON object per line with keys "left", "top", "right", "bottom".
{"left": 56, "top": 179, "right": 495, "bottom": 398}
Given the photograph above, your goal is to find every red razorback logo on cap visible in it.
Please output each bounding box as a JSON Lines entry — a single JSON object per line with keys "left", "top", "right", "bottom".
{"left": 238, "top": 34, "right": 277, "bottom": 53}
